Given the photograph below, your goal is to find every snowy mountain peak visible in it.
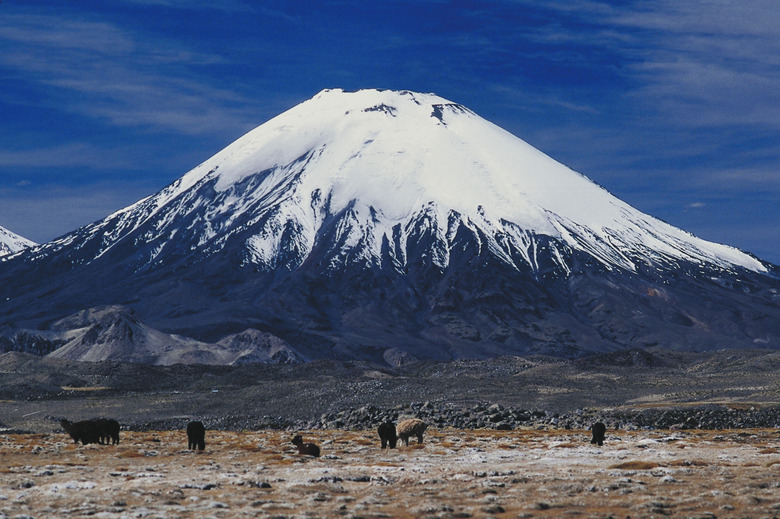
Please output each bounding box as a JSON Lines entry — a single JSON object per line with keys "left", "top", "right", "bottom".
{"left": 0, "top": 225, "right": 36, "bottom": 258}
{"left": 1, "top": 89, "right": 777, "bottom": 363}
{"left": 102, "top": 87, "right": 764, "bottom": 276}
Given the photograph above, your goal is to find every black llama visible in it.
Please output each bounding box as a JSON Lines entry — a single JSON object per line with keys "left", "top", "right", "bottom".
{"left": 187, "top": 421, "right": 206, "bottom": 450}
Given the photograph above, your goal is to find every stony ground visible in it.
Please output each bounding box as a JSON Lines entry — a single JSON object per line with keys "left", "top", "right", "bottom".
{"left": 3, "top": 348, "right": 780, "bottom": 435}
{"left": 2, "top": 427, "right": 780, "bottom": 518}
{"left": 2, "top": 348, "right": 780, "bottom": 517}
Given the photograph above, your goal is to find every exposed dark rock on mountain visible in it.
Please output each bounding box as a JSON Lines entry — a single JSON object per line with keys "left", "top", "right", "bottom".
{"left": 0, "top": 89, "right": 777, "bottom": 364}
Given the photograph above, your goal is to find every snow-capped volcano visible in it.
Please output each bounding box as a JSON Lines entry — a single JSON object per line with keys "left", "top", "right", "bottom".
{"left": 0, "top": 89, "right": 777, "bottom": 363}
{"left": 0, "top": 225, "right": 35, "bottom": 258}
{"left": 90, "top": 88, "right": 763, "bottom": 276}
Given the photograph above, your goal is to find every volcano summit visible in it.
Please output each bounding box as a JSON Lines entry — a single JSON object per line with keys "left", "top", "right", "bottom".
{"left": 1, "top": 89, "right": 778, "bottom": 364}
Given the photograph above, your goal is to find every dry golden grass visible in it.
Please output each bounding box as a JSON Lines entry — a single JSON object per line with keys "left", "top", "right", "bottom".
{"left": 116, "top": 450, "right": 148, "bottom": 458}
{"left": 609, "top": 460, "right": 662, "bottom": 470}
{"left": 1, "top": 428, "right": 779, "bottom": 518}
{"left": 667, "top": 459, "right": 708, "bottom": 467}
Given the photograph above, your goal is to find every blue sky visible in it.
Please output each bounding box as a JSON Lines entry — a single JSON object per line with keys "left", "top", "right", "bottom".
{"left": 1, "top": 0, "right": 778, "bottom": 264}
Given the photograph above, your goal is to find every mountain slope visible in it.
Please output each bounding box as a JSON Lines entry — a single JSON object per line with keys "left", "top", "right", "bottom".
{"left": 0, "top": 225, "right": 35, "bottom": 258}
{"left": 0, "top": 89, "right": 777, "bottom": 364}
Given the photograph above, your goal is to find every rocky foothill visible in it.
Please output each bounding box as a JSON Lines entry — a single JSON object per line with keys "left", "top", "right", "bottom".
{"left": 130, "top": 401, "right": 780, "bottom": 434}
{"left": 2, "top": 347, "right": 780, "bottom": 435}
{"left": 314, "top": 401, "right": 780, "bottom": 432}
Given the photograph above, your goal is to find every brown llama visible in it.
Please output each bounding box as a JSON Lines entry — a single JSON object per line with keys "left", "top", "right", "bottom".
{"left": 396, "top": 418, "right": 427, "bottom": 446}
{"left": 291, "top": 434, "right": 320, "bottom": 457}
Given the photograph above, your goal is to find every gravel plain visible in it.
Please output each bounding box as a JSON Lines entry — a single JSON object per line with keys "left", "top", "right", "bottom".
{"left": 2, "top": 348, "right": 780, "bottom": 434}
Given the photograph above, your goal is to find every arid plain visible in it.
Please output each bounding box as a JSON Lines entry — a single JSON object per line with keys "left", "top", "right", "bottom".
{"left": 2, "top": 427, "right": 780, "bottom": 518}
{"left": 2, "top": 349, "right": 780, "bottom": 517}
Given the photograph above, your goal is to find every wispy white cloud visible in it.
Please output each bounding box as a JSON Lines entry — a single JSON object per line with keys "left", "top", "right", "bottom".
{"left": 0, "top": 11, "right": 260, "bottom": 137}
{"left": 543, "top": 1, "right": 780, "bottom": 127}
{"left": 0, "top": 143, "right": 135, "bottom": 169}
{"left": 115, "top": 0, "right": 254, "bottom": 12}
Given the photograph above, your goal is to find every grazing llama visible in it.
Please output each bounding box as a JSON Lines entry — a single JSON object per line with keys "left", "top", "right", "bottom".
{"left": 590, "top": 422, "right": 606, "bottom": 447}
{"left": 60, "top": 419, "right": 101, "bottom": 445}
{"left": 187, "top": 421, "right": 206, "bottom": 450}
{"left": 377, "top": 421, "right": 398, "bottom": 449}
{"left": 291, "top": 434, "right": 320, "bottom": 457}
{"left": 396, "top": 418, "right": 427, "bottom": 446}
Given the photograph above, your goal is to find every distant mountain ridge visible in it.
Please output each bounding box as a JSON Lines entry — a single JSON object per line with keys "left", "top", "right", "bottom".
{"left": 1, "top": 306, "right": 303, "bottom": 365}
{"left": 0, "top": 225, "right": 35, "bottom": 258}
{"left": 0, "top": 89, "right": 777, "bottom": 365}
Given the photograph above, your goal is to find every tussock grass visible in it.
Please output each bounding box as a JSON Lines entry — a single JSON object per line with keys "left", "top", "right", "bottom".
{"left": 117, "top": 450, "right": 148, "bottom": 458}
{"left": 233, "top": 442, "right": 261, "bottom": 452}
{"left": 609, "top": 461, "right": 661, "bottom": 470}
{"left": 2, "top": 427, "right": 779, "bottom": 518}
{"left": 667, "top": 459, "right": 708, "bottom": 467}
{"left": 372, "top": 461, "right": 402, "bottom": 467}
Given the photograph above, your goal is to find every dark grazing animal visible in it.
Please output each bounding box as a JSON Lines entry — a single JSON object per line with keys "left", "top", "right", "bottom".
{"left": 95, "top": 418, "right": 120, "bottom": 445}
{"left": 291, "top": 434, "right": 320, "bottom": 457}
{"left": 396, "top": 418, "right": 427, "bottom": 446}
{"left": 590, "top": 422, "right": 606, "bottom": 446}
{"left": 60, "top": 419, "right": 101, "bottom": 445}
{"left": 187, "top": 421, "right": 206, "bottom": 450}
{"left": 377, "top": 421, "right": 398, "bottom": 449}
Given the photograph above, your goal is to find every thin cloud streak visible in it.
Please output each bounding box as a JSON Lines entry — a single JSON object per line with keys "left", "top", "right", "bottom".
{"left": 0, "top": 143, "right": 135, "bottom": 170}
{"left": 115, "top": 0, "right": 254, "bottom": 13}
{"left": 0, "top": 11, "right": 259, "bottom": 137}
{"left": 498, "top": 1, "right": 780, "bottom": 129}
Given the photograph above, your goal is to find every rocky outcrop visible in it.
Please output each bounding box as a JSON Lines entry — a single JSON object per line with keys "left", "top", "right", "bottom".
{"left": 153, "top": 402, "right": 780, "bottom": 433}
{"left": 3, "top": 306, "right": 303, "bottom": 366}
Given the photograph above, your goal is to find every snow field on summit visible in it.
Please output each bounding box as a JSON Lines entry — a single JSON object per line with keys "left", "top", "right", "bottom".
{"left": 165, "top": 88, "right": 765, "bottom": 274}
